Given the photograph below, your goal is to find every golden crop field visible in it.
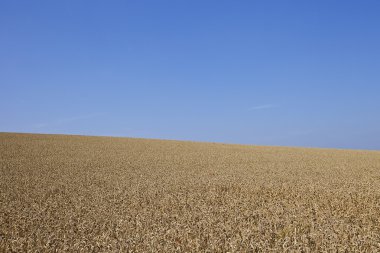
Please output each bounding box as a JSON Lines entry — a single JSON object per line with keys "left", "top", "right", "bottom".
{"left": 1, "top": 133, "right": 380, "bottom": 252}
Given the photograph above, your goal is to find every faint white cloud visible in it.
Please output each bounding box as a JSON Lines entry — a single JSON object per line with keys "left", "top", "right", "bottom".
{"left": 33, "top": 123, "right": 49, "bottom": 129}
{"left": 288, "top": 130, "right": 314, "bottom": 136}
{"left": 33, "top": 113, "right": 103, "bottom": 129}
{"left": 248, "top": 104, "right": 277, "bottom": 111}
{"left": 55, "top": 114, "right": 102, "bottom": 124}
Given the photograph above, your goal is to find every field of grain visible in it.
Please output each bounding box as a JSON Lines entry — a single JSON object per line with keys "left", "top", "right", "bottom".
{"left": 1, "top": 133, "right": 380, "bottom": 252}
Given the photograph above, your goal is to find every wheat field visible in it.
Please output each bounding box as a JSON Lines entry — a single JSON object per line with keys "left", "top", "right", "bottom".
{"left": 1, "top": 133, "right": 380, "bottom": 252}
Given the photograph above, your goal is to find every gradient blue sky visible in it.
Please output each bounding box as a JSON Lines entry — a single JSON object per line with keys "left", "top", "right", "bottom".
{"left": 1, "top": 1, "right": 380, "bottom": 150}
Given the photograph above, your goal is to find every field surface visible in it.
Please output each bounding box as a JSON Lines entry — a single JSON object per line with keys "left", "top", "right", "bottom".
{"left": 1, "top": 133, "right": 380, "bottom": 252}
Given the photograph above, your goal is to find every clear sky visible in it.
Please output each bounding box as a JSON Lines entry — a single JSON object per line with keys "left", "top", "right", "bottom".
{"left": 1, "top": 1, "right": 380, "bottom": 150}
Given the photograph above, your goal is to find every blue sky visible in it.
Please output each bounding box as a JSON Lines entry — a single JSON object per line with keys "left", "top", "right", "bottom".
{"left": 1, "top": 1, "right": 380, "bottom": 150}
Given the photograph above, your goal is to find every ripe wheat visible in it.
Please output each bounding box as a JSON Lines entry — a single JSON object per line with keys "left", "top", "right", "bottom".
{"left": 1, "top": 133, "right": 380, "bottom": 252}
